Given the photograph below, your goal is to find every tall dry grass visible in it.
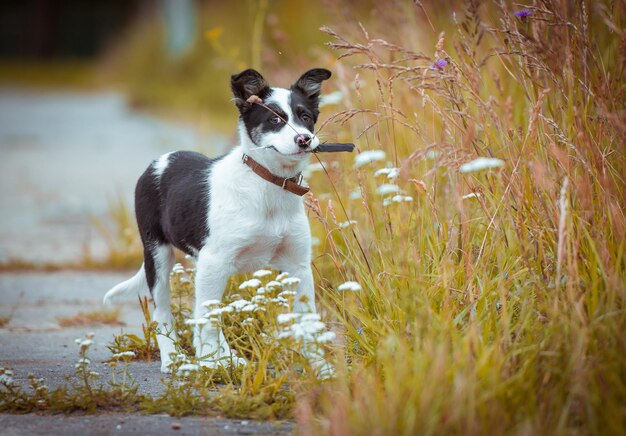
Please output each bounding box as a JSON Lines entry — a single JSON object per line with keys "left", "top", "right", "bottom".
{"left": 293, "top": 0, "right": 625, "bottom": 434}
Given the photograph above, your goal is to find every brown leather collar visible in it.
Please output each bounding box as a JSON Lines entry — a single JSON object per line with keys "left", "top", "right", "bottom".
{"left": 242, "top": 154, "right": 310, "bottom": 197}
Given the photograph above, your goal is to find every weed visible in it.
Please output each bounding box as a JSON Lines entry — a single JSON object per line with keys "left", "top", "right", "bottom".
{"left": 107, "top": 297, "right": 160, "bottom": 362}
{"left": 0, "top": 333, "right": 143, "bottom": 414}
{"left": 56, "top": 308, "right": 123, "bottom": 327}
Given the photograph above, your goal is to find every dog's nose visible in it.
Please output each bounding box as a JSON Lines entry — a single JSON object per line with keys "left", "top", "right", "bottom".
{"left": 294, "top": 134, "right": 311, "bottom": 148}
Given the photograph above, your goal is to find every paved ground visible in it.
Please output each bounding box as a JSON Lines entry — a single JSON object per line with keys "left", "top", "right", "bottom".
{"left": 0, "top": 414, "right": 292, "bottom": 435}
{"left": 0, "top": 88, "right": 228, "bottom": 264}
{"left": 0, "top": 272, "right": 167, "bottom": 395}
{"left": 0, "top": 89, "right": 292, "bottom": 434}
{"left": 0, "top": 272, "right": 294, "bottom": 434}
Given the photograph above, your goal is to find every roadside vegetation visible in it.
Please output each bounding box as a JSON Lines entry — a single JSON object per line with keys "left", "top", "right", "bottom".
{"left": 1, "top": 0, "right": 624, "bottom": 434}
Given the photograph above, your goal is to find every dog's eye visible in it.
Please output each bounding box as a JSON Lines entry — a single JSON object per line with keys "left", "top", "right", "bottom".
{"left": 301, "top": 114, "right": 311, "bottom": 123}
{"left": 270, "top": 116, "right": 283, "bottom": 125}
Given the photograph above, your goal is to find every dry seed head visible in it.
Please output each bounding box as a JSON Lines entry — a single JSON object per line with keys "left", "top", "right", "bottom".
{"left": 246, "top": 95, "right": 263, "bottom": 105}
{"left": 436, "top": 32, "right": 445, "bottom": 52}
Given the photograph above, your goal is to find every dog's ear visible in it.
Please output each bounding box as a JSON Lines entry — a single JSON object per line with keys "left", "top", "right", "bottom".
{"left": 291, "top": 68, "right": 332, "bottom": 101}
{"left": 231, "top": 69, "right": 270, "bottom": 109}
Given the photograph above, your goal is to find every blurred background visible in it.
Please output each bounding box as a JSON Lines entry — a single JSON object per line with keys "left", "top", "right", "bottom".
{"left": 0, "top": 0, "right": 341, "bottom": 266}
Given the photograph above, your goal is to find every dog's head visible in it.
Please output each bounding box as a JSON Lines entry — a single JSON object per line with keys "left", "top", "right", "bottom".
{"left": 231, "top": 68, "right": 331, "bottom": 175}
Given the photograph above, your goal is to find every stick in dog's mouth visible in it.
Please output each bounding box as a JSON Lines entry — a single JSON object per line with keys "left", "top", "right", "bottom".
{"left": 246, "top": 94, "right": 355, "bottom": 154}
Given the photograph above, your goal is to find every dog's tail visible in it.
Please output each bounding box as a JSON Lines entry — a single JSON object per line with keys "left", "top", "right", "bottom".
{"left": 103, "top": 264, "right": 149, "bottom": 305}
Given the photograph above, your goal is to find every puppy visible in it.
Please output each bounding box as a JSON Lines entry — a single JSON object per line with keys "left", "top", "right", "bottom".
{"left": 104, "top": 68, "right": 331, "bottom": 372}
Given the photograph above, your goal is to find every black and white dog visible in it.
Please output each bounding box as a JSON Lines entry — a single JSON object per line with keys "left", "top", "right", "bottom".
{"left": 104, "top": 68, "right": 331, "bottom": 373}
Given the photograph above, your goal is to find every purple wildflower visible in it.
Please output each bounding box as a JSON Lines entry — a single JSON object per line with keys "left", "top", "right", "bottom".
{"left": 513, "top": 9, "right": 533, "bottom": 18}
{"left": 430, "top": 59, "right": 448, "bottom": 71}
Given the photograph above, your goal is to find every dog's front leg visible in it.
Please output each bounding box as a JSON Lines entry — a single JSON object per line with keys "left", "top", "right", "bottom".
{"left": 193, "top": 250, "right": 241, "bottom": 367}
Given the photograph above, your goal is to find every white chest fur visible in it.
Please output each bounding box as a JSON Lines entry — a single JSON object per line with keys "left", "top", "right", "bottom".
{"left": 205, "top": 146, "right": 308, "bottom": 273}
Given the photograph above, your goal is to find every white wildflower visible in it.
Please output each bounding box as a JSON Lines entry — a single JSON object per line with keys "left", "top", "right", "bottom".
{"left": 251, "top": 295, "right": 267, "bottom": 304}
{"left": 337, "top": 281, "right": 362, "bottom": 292}
{"left": 290, "top": 320, "right": 325, "bottom": 340}
{"left": 459, "top": 157, "right": 505, "bottom": 173}
{"left": 185, "top": 318, "right": 209, "bottom": 326}
{"left": 172, "top": 263, "right": 185, "bottom": 274}
{"left": 316, "top": 331, "right": 337, "bottom": 343}
{"left": 111, "top": 351, "right": 135, "bottom": 359}
{"left": 277, "top": 313, "right": 301, "bottom": 324}
{"left": 202, "top": 299, "right": 221, "bottom": 308}
{"left": 462, "top": 192, "right": 481, "bottom": 199}
{"left": 278, "top": 290, "right": 296, "bottom": 297}
{"left": 239, "top": 279, "right": 262, "bottom": 290}
{"left": 229, "top": 299, "right": 259, "bottom": 312}
{"left": 0, "top": 371, "right": 14, "bottom": 385}
{"left": 256, "top": 287, "right": 266, "bottom": 295}
{"left": 382, "top": 195, "right": 413, "bottom": 207}
{"left": 354, "top": 150, "right": 386, "bottom": 168}
{"left": 178, "top": 363, "right": 200, "bottom": 373}
{"left": 253, "top": 269, "right": 272, "bottom": 278}
{"left": 374, "top": 167, "right": 399, "bottom": 180}
{"left": 269, "top": 297, "right": 289, "bottom": 303}
{"left": 281, "top": 277, "right": 301, "bottom": 287}
{"left": 265, "top": 281, "right": 282, "bottom": 290}
{"left": 242, "top": 317, "right": 255, "bottom": 326}
{"left": 338, "top": 220, "right": 357, "bottom": 228}
{"left": 275, "top": 272, "right": 289, "bottom": 281}
{"left": 206, "top": 306, "right": 234, "bottom": 318}
{"left": 377, "top": 184, "right": 401, "bottom": 195}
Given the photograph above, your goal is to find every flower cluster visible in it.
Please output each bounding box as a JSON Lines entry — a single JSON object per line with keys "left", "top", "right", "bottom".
{"left": 337, "top": 281, "right": 362, "bottom": 292}
{"left": 459, "top": 157, "right": 505, "bottom": 173}
{"left": 74, "top": 332, "right": 100, "bottom": 380}
{"left": 277, "top": 313, "right": 336, "bottom": 344}
{"left": 354, "top": 150, "right": 386, "bottom": 168}
{"left": 0, "top": 368, "right": 15, "bottom": 388}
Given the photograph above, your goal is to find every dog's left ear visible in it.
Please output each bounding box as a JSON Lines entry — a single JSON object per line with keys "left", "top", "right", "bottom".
{"left": 292, "top": 68, "right": 332, "bottom": 101}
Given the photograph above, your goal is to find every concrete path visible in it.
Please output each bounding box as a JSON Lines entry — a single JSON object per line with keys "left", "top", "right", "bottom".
{"left": 0, "top": 90, "right": 292, "bottom": 434}
{"left": 0, "top": 413, "right": 291, "bottom": 435}
{"left": 0, "top": 272, "right": 294, "bottom": 434}
{"left": 0, "top": 88, "right": 228, "bottom": 264}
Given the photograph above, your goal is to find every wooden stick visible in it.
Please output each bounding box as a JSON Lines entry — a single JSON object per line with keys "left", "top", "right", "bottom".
{"left": 313, "top": 143, "right": 355, "bottom": 153}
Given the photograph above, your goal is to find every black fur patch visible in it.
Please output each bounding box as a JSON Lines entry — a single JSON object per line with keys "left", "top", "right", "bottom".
{"left": 289, "top": 87, "right": 318, "bottom": 131}
{"left": 135, "top": 151, "right": 223, "bottom": 290}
